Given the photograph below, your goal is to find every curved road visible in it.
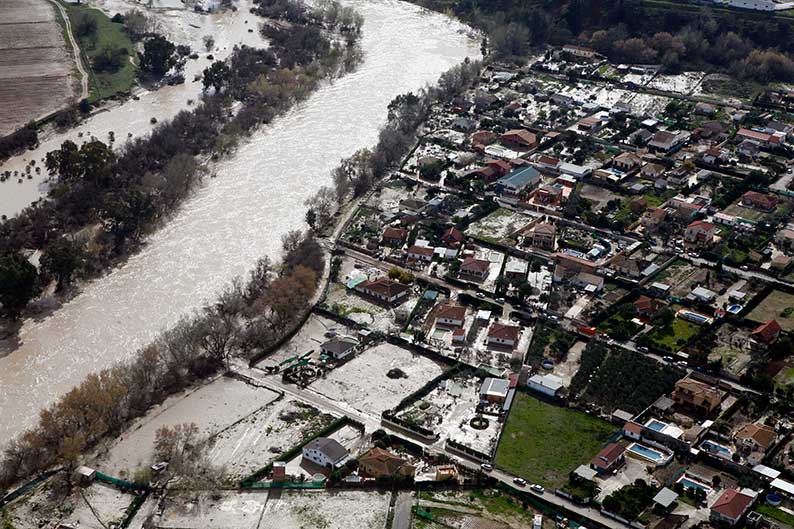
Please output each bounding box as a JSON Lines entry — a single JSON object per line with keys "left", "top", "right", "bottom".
{"left": 49, "top": 0, "right": 89, "bottom": 101}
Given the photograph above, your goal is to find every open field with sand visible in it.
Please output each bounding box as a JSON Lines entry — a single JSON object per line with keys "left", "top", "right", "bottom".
{"left": 0, "top": 0, "right": 73, "bottom": 136}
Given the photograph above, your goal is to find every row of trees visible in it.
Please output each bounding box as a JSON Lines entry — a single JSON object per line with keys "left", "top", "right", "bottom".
{"left": 0, "top": 230, "right": 323, "bottom": 490}
{"left": 304, "top": 59, "right": 482, "bottom": 229}
{"left": 416, "top": 0, "right": 794, "bottom": 82}
{"left": 0, "top": 0, "right": 364, "bottom": 320}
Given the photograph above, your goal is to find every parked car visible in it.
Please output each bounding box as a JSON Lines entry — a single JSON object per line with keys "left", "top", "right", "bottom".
{"left": 480, "top": 463, "right": 493, "bottom": 472}
{"left": 513, "top": 477, "right": 526, "bottom": 487}
{"left": 476, "top": 292, "right": 485, "bottom": 299}
{"left": 530, "top": 484, "right": 545, "bottom": 494}
{"left": 151, "top": 461, "right": 169, "bottom": 472}
{"left": 662, "top": 356, "right": 674, "bottom": 363}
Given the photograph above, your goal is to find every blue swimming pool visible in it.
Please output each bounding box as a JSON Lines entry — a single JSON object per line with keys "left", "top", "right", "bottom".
{"left": 676, "top": 474, "right": 712, "bottom": 493}
{"left": 680, "top": 311, "right": 710, "bottom": 324}
{"left": 727, "top": 304, "right": 743, "bottom": 314}
{"left": 627, "top": 443, "right": 666, "bottom": 463}
{"left": 701, "top": 440, "right": 734, "bottom": 459}
{"left": 646, "top": 419, "right": 668, "bottom": 432}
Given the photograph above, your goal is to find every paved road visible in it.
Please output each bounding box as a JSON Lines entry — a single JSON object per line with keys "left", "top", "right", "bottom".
{"left": 48, "top": 0, "right": 89, "bottom": 101}
{"left": 392, "top": 491, "right": 414, "bottom": 529}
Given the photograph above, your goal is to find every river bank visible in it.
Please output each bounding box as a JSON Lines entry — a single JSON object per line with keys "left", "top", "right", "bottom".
{"left": 0, "top": 0, "right": 479, "bottom": 448}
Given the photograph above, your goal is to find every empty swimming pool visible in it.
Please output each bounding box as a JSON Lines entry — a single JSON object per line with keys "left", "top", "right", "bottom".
{"left": 676, "top": 473, "right": 712, "bottom": 494}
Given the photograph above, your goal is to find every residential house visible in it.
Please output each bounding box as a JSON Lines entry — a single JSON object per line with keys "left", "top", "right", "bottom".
{"left": 435, "top": 304, "right": 466, "bottom": 328}
{"left": 534, "top": 154, "right": 561, "bottom": 172}
{"left": 302, "top": 438, "right": 351, "bottom": 469}
{"left": 562, "top": 44, "right": 598, "bottom": 59}
{"left": 504, "top": 258, "right": 528, "bottom": 282}
{"left": 460, "top": 257, "right": 490, "bottom": 280}
{"left": 526, "top": 222, "right": 556, "bottom": 250}
{"left": 553, "top": 253, "right": 599, "bottom": 275}
{"left": 470, "top": 130, "right": 497, "bottom": 148}
{"left": 694, "top": 102, "right": 717, "bottom": 116}
{"left": 634, "top": 295, "right": 665, "bottom": 317}
{"left": 669, "top": 196, "right": 708, "bottom": 220}
{"left": 750, "top": 319, "right": 781, "bottom": 344}
{"left": 558, "top": 162, "right": 592, "bottom": 179}
{"left": 737, "top": 139, "right": 761, "bottom": 158}
{"left": 358, "top": 448, "right": 415, "bottom": 479}
{"left": 320, "top": 338, "right": 358, "bottom": 361}
{"left": 486, "top": 159, "right": 513, "bottom": 178}
{"left": 441, "top": 227, "right": 464, "bottom": 247}
{"left": 613, "top": 152, "right": 642, "bottom": 172}
{"left": 487, "top": 323, "right": 521, "bottom": 348}
{"left": 710, "top": 489, "right": 754, "bottom": 526}
{"left": 684, "top": 220, "right": 716, "bottom": 246}
{"left": 734, "top": 422, "right": 776, "bottom": 456}
{"left": 532, "top": 184, "right": 563, "bottom": 206}
{"left": 641, "top": 163, "right": 666, "bottom": 180}
{"left": 355, "top": 277, "right": 410, "bottom": 305}
{"left": 450, "top": 117, "right": 477, "bottom": 132}
{"left": 629, "top": 128, "right": 653, "bottom": 146}
{"left": 500, "top": 129, "right": 538, "bottom": 151}
{"left": 736, "top": 128, "right": 779, "bottom": 147}
{"left": 572, "top": 271, "right": 604, "bottom": 293}
{"left": 407, "top": 245, "right": 435, "bottom": 262}
{"left": 775, "top": 227, "right": 794, "bottom": 251}
{"left": 495, "top": 166, "right": 541, "bottom": 196}
{"left": 590, "top": 443, "right": 626, "bottom": 474}
{"left": 672, "top": 377, "right": 723, "bottom": 415}
{"left": 703, "top": 147, "right": 729, "bottom": 165}
{"left": 642, "top": 207, "right": 667, "bottom": 234}
{"left": 741, "top": 191, "right": 777, "bottom": 212}
{"left": 480, "top": 377, "right": 510, "bottom": 403}
{"left": 611, "top": 254, "right": 643, "bottom": 279}
{"left": 623, "top": 422, "right": 643, "bottom": 441}
{"left": 528, "top": 373, "right": 563, "bottom": 397}
{"left": 649, "top": 130, "right": 690, "bottom": 153}
{"left": 382, "top": 227, "right": 408, "bottom": 247}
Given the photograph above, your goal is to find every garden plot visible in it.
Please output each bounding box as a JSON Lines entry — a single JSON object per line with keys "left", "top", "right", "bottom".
{"left": 258, "top": 490, "right": 390, "bottom": 529}
{"left": 61, "top": 484, "right": 135, "bottom": 529}
{"left": 98, "top": 378, "right": 280, "bottom": 476}
{"left": 623, "top": 72, "right": 655, "bottom": 86}
{"left": 646, "top": 72, "right": 705, "bottom": 95}
{"left": 469, "top": 324, "right": 532, "bottom": 370}
{"left": 157, "top": 492, "right": 266, "bottom": 529}
{"left": 397, "top": 376, "right": 480, "bottom": 433}
{"left": 707, "top": 324, "right": 753, "bottom": 378}
{"left": 623, "top": 92, "right": 671, "bottom": 116}
{"left": 466, "top": 208, "right": 531, "bottom": 244}
{"left": 208, "top": 397, "right": 337, "bottom": 478}
{"left": 578, "top": 183, "right": 623, "bottom": 213}
{"left": 310, "top": 343, "right": 445, "bottom": 417}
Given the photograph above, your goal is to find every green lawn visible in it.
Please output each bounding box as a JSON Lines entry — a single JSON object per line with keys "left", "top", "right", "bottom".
{"left": 494, "top": 394, "right": 616, "bottom": 488}
{"left": 756, "top": 505, "right": 794, "bottom": 527}
{"left": 65, "top": 3, "right": 138, "bottom": 101}
{"left": 644, "top": 317, "right": 700, "bottom": 352}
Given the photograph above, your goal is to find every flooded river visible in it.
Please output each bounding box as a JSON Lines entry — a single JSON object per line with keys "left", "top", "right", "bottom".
{"left": 0, "top": 0, "right": 479, "bottom": 446}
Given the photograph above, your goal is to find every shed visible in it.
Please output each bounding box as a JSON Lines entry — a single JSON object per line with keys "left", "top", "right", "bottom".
{"left": 653, "top": 487, "right": 679, "bottom": 510}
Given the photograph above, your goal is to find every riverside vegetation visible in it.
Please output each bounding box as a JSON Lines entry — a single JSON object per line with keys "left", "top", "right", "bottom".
{"left": 0, "top": 0, "right": 363, "bottom": 322}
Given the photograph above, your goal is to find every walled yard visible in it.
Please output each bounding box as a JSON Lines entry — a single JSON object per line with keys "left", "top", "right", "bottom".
{"left": 208, "top": 397, "right": 337, "bottom": 478}
{"left": 309, "top": 342, "right": 446, "bottom": 417}
{"left": 157, "top": 491, "right": 267, "bottom": 529}
{"left": 0, "top": 0, "right": 73, "bottom": 136}
{"left": 466, "top": 208, "right": 530, "bottom": 244}
{"left": 60, "top": 484, "right": 136, "bottom": 529}
{"left": 97, "top": 377, "right": 281, "bottom": 476}
{"left": 256, "top": 313, "right": 357, "bottom": 369}
{"left": 707, "top": 324, "right": 754, "bottom": 378}
{"left": 748, "top": 290, "right": 794, "bottom": 331}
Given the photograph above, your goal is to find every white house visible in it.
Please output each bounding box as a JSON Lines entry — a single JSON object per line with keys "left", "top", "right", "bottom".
{"left": 528, "top": 374, "right": 563, "bottom": 397}
{"left": 302, "top": 438, "right": 351, "bottom": 469}
{"left": 320, "top": 338, "right": 358, "bottom": 361}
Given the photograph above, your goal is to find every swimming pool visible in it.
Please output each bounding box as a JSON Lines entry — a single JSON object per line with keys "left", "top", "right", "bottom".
{"left": 627, "top": 442, "right": 671, "bottom": 464}
{"left": 727, "top": 304, "right": 743, "bottom": 314}
{"left": 700, "top": 440, "right": 734, "bottom": 459}
{"left": 645, "top": 419, "right": 668, "bottom": 432}
{"left": 677, "top": 310, "right": 713, "bottom": 325}
{"left": 676, "top": 473, "right": 712, "bottom": 494}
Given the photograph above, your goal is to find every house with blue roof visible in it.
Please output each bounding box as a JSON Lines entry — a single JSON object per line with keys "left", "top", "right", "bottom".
{"left": 495, "top": 166, "right": 541, "bottom": 196}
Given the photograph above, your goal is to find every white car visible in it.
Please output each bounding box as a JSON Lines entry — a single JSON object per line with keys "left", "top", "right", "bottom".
{"left": 476, "top": 292, "right": 485, "bottom": 299}
{"left": 151, "top": 461, "right": 169, "bottom": 472}
{"left": 480, "top": 463, "right": 493, "bottom": 472}
{"left": 513, "top": 477, "right": 527, "bottom": 487}
{"left": 530, "top": 484, "right": 545, "bottom": 494}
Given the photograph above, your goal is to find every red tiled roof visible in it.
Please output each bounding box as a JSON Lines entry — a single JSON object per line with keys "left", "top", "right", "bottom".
{"left": 711, "top": 489, "right": 753, "bottom": 520}
{"left": 624, "top": 422, "right": 643, "bottom": 435}
{"left": 461, "top": 257, "right": 490, "bottom": 273}
{"left": 407, "top": 245, "right": 434, "bottom": 257}
{"left": 488, "top": 323, "right": 520, "bottom": 341}
{"left": 442, "top": 227, "right": 464, "bottom": 243}
{"left": 751, "top": 319, "right": 781, "bottom": 343}
{"left": 687, "top": 220, "right": 715, "bottom": 230}
{"left": 383, "top": 227, "right": 408, "bottom": 241}
{"left": 591, "top": 443, "right": 625, "bottom": 467}
{"left": 358, "top": 277, "right": 409, "bottom": 298}
{"left": 436, "top": 304, "right": 466, "bottom": 322}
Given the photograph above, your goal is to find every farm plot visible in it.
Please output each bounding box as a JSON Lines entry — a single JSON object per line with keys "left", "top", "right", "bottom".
{"left": 748, "top": 290, "right": 794, "bottom": 331}
{"left": 0, "top": 0, "right": 73, "bottom": 136}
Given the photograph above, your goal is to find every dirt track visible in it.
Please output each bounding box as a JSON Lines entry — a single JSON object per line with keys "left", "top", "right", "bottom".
{"left": 0, "top": 0, "right": 75, "bottom": 136}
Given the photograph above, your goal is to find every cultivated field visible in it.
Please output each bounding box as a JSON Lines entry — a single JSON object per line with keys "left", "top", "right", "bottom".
{"left": 494, "top": 394, "right": 615, "bottom": 488}
{"left": 0, "top": 0, "right": 73, "bottom": 136}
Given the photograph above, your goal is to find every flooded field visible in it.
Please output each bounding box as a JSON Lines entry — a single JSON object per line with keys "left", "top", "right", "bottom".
{"left": 0, "top": 0, "right": 480, "bottom": 447}
{"left": 0, "top": 0, "right": 73, "bottom": 137}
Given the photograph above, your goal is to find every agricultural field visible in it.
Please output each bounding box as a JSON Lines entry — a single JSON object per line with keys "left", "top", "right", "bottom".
{"left": 494, "top": 394, "right": 615, "bottom": 488}
{"left": 748, "top": 290, "right": 794, "bottom": 331}
{"left": 0, "top": 0, "right": 73, "bottom": 135}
